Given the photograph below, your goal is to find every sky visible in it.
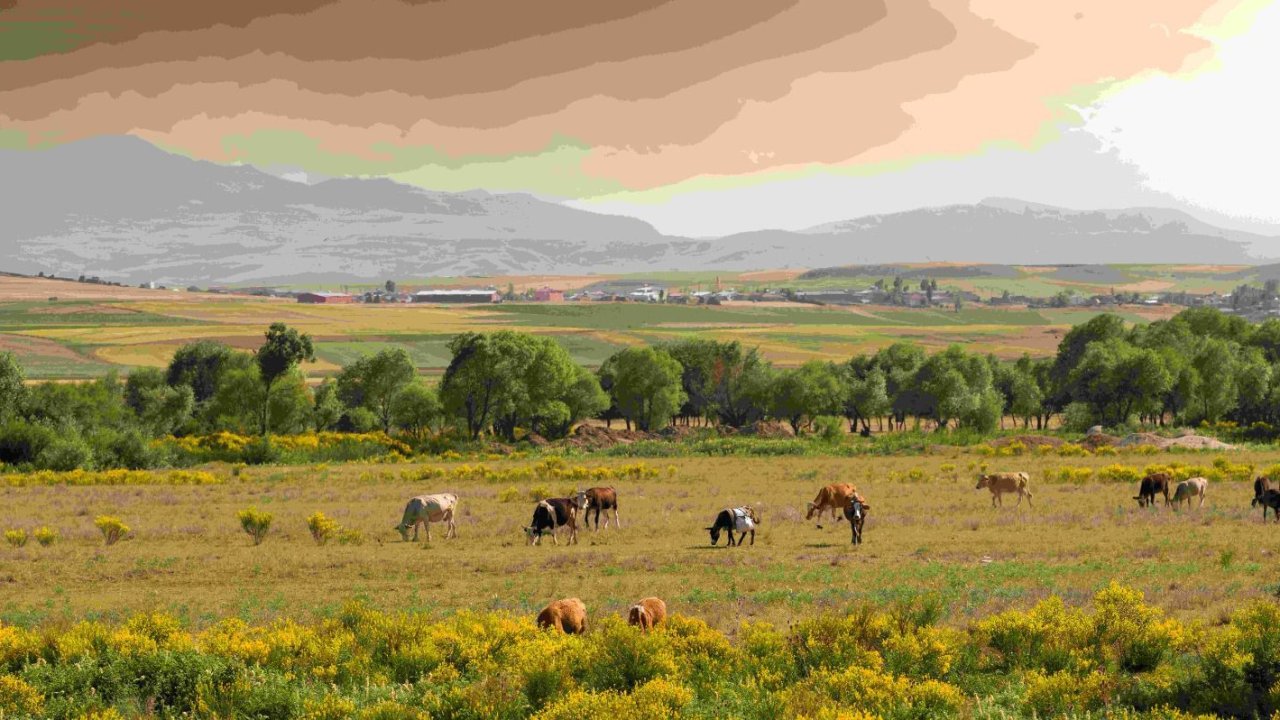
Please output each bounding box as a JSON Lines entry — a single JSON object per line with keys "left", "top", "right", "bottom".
{"left": 0, "top": 0, "right": 1275, "bottom": 236}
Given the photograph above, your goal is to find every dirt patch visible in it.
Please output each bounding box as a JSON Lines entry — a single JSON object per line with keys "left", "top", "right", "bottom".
{"left": 27, "top": 303, "right": 138, "bottom": 315}
{"left": 1115, "top": 432, "right": 1234, "bottom": 451}
{"left": 988, "top": 435, "right": 1064, "bottom": 449}
{"left": 0, "top": 333, "right": 87, "bottom": 361}
{"left": 557, "top": 425, "right": 655, "bottom": 451}
{"left": 732, "top": 421, "right": 796, "bottom": 438}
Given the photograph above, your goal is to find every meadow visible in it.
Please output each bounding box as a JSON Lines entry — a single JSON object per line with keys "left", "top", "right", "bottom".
{"left": 4, "top": 447, "right": 1280, "bottom": 717}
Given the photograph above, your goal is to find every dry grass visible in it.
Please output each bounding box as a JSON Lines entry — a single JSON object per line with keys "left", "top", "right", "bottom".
{"left": 2, "top": 449, "right": 1277, "bottom": 631}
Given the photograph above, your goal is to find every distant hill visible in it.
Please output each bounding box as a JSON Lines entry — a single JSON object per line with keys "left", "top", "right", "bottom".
{"left": 1, "top": 137, "right": 1276, "bottom": 284}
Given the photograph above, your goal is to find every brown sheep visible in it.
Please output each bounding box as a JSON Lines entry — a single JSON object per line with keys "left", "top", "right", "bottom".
{"left": 536, "top": 598, "right": 587, "bottom": 634}
{"left": 627, "top": 597, "right": 667, "bottom": 632}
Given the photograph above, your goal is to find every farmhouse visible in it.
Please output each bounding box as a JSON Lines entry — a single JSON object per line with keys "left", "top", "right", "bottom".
{"left": 296, "top": 291, "right": 354, "bottom": 304}
{"left": 412, "top": 289, "right": 501, "bottom": 304}
{"left": 534, "top": 287, "right": 565, "bottom": 302}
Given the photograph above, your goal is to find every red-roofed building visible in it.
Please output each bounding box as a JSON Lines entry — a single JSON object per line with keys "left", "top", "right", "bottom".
{"left": 534, "top": 286, "right": 565, "bottom": 302}
{"left": 296, "top": 291, "right": 355, "bottom": 304}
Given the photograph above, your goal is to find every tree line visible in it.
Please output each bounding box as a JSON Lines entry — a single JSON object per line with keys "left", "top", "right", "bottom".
{"left": 1, "top": 307, "right": 1278, "bottom": 470}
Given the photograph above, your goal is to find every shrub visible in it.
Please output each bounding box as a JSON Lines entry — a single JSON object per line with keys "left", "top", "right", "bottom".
{"left": 237, "top": 508, "right": 274, "bottom": 545}
{"left": 33, "top": 526, "right": 57, "bottom": 546}
{"left": 337, "top": 528, "right": 365, "bottom": 546}
{"left": 497, "top": 486, "right": 522, "bottom": 503}
{"left": 3, "top": 529, "right": 27, "bottom": 548}
{"left": 306, "top": 511, "right": 339, "bottom": 545}
{"left": 36, "top": 436, "right": 94, "bottom": 471}
{"left": 1056, "top": 443, "right": 1089, "bottom": 457}
{"left": 528, "top": 485, "right": 553, "bottom": 501}
{"left": 0, "top": 675, "right": 44, "bottom": 717}
{"left": 93, "top": 515, "right": 130, "bottom": 545}
{"left": 1094, "top": 445, "right": 1119, "bottom": 456}
{"left": 1098, "top": 464, "right": 1143, "bottom": 483}
{"left": 811, "top": 415, "right": 844, "bottom": 442}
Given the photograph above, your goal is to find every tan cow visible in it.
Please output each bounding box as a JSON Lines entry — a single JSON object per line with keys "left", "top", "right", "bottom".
{"left": 395, "top": 493, "right": 458, "bottom": 541}
{"left": 976, "top": 473, "right": 1032, "bottom": 508}
{"left": 537, "top": 598, "right": 587, "bottom": 634}
{"left": 1171, "top": 477, "right": 1208, "bottom": 510}
{"left": 806, "top": 483, "right": 857, "bottom": 528}
{"left": 627, "top": 597, "right": 667, "bottom": 632}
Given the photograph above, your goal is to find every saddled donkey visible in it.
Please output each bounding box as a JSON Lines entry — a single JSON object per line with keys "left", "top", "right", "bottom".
{"left": 707, "top": 506, "right": 759, "bottom": 547}
{"left": 806, "top": 483, "right": 857, "bottom": 528}
{"left": 395, "top": 493, "right": 458, "bottom": 542}
{"left": 1255, "top": 477, "right": 1275, "bottom": 520}
{"left": 524, "top": 498, "right": 579, "bottom": 546}
{"left": 843, "top": 494, "right": 870, "bottom": 545}
{"left": 574, "top": 487, "right": 620, "bottom": 530}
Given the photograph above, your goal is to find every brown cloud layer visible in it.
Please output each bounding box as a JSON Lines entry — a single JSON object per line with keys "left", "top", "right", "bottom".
{"left": 0, "top": 0, "right": 1239, "bottom": 193}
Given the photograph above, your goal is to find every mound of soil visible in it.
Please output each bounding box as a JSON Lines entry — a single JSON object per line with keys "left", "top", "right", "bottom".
{"left": 655, "top": 425, "right": 703, "bottom": 441}
{"left": 1080, "top": 431, "right": 1120, "bottom": 449}
{"left": 558, "top": 425, "right": 655, "bottom": 451}
{"left": 522, "top": 432, "right": 550, "bottom": 448}
{"left": 1115, "top": 432, "right": 1234, "bottom": 451}
{"left": 734, "top": 421, "right": 796, "bottom": 438}
{"left": 988, "top": 435, "right": 1064, "bottom": 449}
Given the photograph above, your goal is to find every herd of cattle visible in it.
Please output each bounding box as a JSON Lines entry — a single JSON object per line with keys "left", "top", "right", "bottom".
{"left": 393, "top": 471, "right": 1280, "bottom": 551}
{"left": 392, "top": 471, "right": 1280, "bottom": 634}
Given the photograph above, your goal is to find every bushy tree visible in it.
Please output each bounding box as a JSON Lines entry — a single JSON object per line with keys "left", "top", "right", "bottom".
{"left": 771, "top": 361, "right": 843, "bottom": 434}
{"left": 337, "top": 348, "right": 416, "bottom": 433}
{"left": 254, "top": 323, "right": 314, "bottom": 435}
{"left": 167, "top": 340, "right": 235, "bottom": 406}
{"left": 600, "top": 347, "right": 686, "bottom": 431}
{"left": 392, "top": 380, "right": 442, "bottom": 440}
{"left": 0, "top": 351, "right": 26, "bottom": 421}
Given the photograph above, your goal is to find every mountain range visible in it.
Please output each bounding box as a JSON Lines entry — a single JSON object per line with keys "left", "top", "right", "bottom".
{"left": 1, "top": 137, "right": 1276, "bottom": 285}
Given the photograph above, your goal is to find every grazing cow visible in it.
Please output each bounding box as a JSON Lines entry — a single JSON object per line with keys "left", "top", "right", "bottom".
{"left": 1254, "top": 477, "right": 1275, "bottom": 520}
{"left": 806, "top": 483, "right": 857, "bottom": 528}
{"left": 843, "top": 494, "right": 870, "bottom": 545}
{"left": 1171, "top": 477, "right": 1208, "bottom": 510}
{"left": 707, "top": 506, "right": 759, "bottom": 546}
{"left": 975, "top": 473, "right": 1033, "bottom": 508}
{"left": 1256, "top": 489, "right": 1280, "bottom": 523}
{"left": 394, "top": 493, "right": 458, "bottom": 542}
{"left": 1134, "top": 472, "right": 1173, "bottom": 508}
{"left": 537, "top": 598, "right": 588, "bottom": 634}
{"left": 574, "top": 487, "right": 620, "bottom": 530}
{"left": 627, "top": 597, "right": 667, "bottom": 632}
{"left": 524, "top": 498, "right": 578, "bottom": 546}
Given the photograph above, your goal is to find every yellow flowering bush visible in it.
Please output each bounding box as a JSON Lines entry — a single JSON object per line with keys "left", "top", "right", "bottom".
{"left": 0, "top": 468, "right": 219, "bottom": 487}
{"left": 0, "top": 674, "right": 44, "bottom": 716}
{"left": 3, "top": 529, "right": 26, "bottom": 548}
{"left": 93, "top": 515, "right": 129, "bottom": 545}
{"left": 32, "top": 526, "right": 57, "bottom": 546}
{"left": 237, "top": 507, "right": 274, "bottom": 545}
{"left": 307, "top": 511, "right": 339, "bottom": 545}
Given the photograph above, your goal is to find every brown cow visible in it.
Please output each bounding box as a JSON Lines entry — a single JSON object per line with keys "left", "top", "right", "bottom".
{"left": 627, "top": 597, "right": 667, "bottom": 632}
{"left": 806, "top": 483, "right": 857, "bottom": 528}
{"left": 1134, "top": 472, "right": 1172, "bottom": 508}
{"left": 575, "top": 487, "right": 620, "bottom": 530}
{"left": 537, "top": 598, "right": 587, "bottom": 634}
{"left": 976, "top": 473, "right": 1032, "bottom": 508}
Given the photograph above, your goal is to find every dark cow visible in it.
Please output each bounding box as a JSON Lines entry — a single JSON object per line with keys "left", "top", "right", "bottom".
{"left": 707, "top": 507, "right": 758, "bottom": 547}
{"left": 1254, "top": 477, "right": 1275, "bottom": 520}
{"left": 575, "top": 487, "right": 620, "bottom": 530}
{"left": 524, "top": 498, "right": 578, "bottom": 545}
{"left": 843, "top": 495, "right": 870, "bottom": 545}
{"left": 1134, "top": 472, "right": 1172, "bottom": 508}
{"left": 1255, "top": 488, "right": 1280, "bottom": 523}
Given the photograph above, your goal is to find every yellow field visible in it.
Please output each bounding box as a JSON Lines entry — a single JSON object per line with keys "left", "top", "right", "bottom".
{"left": 2, "top": 449, "right": 1274, "bottom": 631}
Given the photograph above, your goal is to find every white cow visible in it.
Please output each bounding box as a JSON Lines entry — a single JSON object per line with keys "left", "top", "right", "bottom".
{"left": 1171, "top": 477, "right": 1208, "bottom": 510}
{"left": 395, "top": 493, "right": 458, "bottom": 541}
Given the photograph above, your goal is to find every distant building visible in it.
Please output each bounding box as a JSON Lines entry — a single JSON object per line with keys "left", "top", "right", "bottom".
{"left": 534, "top": 287, "right": 566, "bottom": 302}
{"left": 296, "top": 291, "right": 355, "bottom": 304}
{"left": 412, "top": 289, "right": 501, "bottom": 304}
{"left": 628, "top": 285, "right": 663, "bottom": 302}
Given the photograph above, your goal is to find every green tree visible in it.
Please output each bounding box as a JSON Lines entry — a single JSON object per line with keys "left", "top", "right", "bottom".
{"left": 311, "top": 380, "right": 344, "bottom": 432}
{"left": 209, "top": 364, "right": 312, "bottom": 435}
{"left": 843, "top": 356, "right": 891, "bottom": 435}
{"left": 1189, "top": 338, "right": 1238, "bottom": 423}
{"left": 772, "top": 361, "right": 843, "bottom": 434}
{"left": 166, "top": 340, "right": 235, "bottom": 406}
{"left": 337, "top": 348, "right": 417, "bottom": 433}
{"left": 0, "top": 351, "right": 26, "bottom": 421}
{"left": 254, "top": 324, "right": 314, "bottom": 436}
{"left": 541, "top": 365, "right": 608, "bottom": 439}
{"left": 392, "top": 380, "right": 442, "bottom": 441}
{"left": 600, "top": 347, "right": 686, "bottom": 432}
{"left": 708, "top": 343, "right": 774, "bottom": 428}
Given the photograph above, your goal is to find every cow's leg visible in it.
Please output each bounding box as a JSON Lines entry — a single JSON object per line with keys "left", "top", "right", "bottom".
{"left": 749, "top": 530, "right": 755, "bottom": 546}
{"left": 551, "top": 529, "right": 559, "bottom": 546}
{"left": 412, "top": 521, "right": 420, "bottom": 542}
{"left": 425, "top": 521, "right": 432, "bottom": 542}
{"left": 613, "top": 507, "right": 620, "bottom": 529}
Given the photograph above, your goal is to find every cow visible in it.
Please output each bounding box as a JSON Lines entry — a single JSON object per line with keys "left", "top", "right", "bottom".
{"left": 574, "top": 487, "right": 620, "bottom": 530}
{"left": 1254, "top": 477, "right": 1275, "bottom": 520}
{"left": 843, "top": 494, "right": 870, "bottom": 545}
{"left": 394, "top": 493, "right": 458, "bottom": 542}
{"left": 1134, "top": 472, "right": 1173, "bottom": 508}
{"left": 707, "top": 506, "right": 758, "bottom": 546}
{"left": 1256, "top": 489, "right": 1280, "bottom": 523}
{"left": 524, "top": 498, "right": 578, "bottom": 546}
{"left": 1171, "top": 477, "right": 1208, "bottom": 510}
{"left": 627, "top": 597, "right": 667, "bottom": 632}
{"left": 537, "top": 598, "right": 587, "bottom": 634}
{"left": 975, "top": 473, "right": 1033, "bottom": 508}
{"left": 806, "top": 483, "right": 857, "bottom": 528}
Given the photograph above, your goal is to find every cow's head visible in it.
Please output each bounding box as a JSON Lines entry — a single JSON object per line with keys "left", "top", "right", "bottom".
{"left": 628, "top": 605, "right": 648, "bottom": 627}
{"left": 523, "top": 526, "right": 541, "bottom": 546}
{"left": 975, "top": 475, "right": 991, "bottom": 490}
{"left": 804, "top": 501, "right": 817, "bottom": 520}
{"left": 393, "top": 523, "right": 410, "bottom": 542}
{"left": 850, "top": 501, "right": 863, "bottom": 521}
{"left": 574, "top": 488, "right": 588, "bottom": 511}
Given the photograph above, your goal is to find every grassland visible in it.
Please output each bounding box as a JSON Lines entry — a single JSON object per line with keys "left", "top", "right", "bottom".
{"left": 2, "top": 448, "right": 1275, "bottom": 633}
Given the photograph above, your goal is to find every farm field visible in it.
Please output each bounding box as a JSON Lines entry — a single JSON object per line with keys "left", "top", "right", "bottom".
{"left": 0, "top": 276, "right": 1181, "bottom": 379}
{"left": 2, "top": 450, "right": 1274, "bottom": 631}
